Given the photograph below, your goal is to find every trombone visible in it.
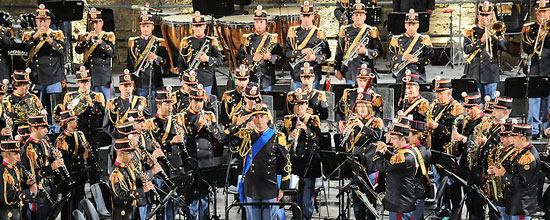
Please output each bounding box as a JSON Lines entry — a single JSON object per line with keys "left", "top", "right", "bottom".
{"left": 533, "top": 19, "right": 550, "bottom": 56}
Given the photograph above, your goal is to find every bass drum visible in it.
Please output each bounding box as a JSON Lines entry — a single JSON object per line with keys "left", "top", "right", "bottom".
{"left": 161, "top": 14, "right": 212, "bottom": 74}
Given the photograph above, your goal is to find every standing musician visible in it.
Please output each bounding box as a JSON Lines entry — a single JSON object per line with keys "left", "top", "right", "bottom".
{"left": 374, "top": 123, "right": 419, "bottom": 220}
{"left": 388, "top": 9, "right": 434, "bottom": 82}
{"left": 408, "top": 120, "right": 431, "bottom": 220}
{"left": 54, "top": 110, "right": 91, "bottom": 220}
{"left": 283, "top": 90, "right": 321, "bottom": 220}
{"left": 20, "top": 113, "right": 65, "bottom": 219}
{"left": 21, "top": 4, "right": 65, "bottom": 102}
{"left": 285, "top": 1, "right": 331, "bottom": 90}
{"left": 5, "top": 69, "right": 43, "bottom": 131}
{"left": 335, "top": 0, "right": 382, "bottom": 85}
{"left": 489, "top": 124, "right": 541, "bottom": 220}
{"left": 75, "top": 8, "right": 116, "bottom": 99}
{"left": 220, "top": 65, "right": 249, "bottom": 127}
{"left": 237, "top": 5, "right": 283, "bottom": 91}
{"left": 335, "top": 64, "right": 383, "bottom": 131}
{"left": 223, "top": 103, "right": 291, "bottom": 220}
{"left": 0, "top": 140, "right": 38, "bottom": 220}
{"left": 522, "top": 0, "right": 550, "bottom": 140}
{"left": 180, "top": 84, "right": 222, "bottom": 220}
{"left": 109, "top": 138, "right": 154, "bottom": 220}
{"left": 172, "top": 70, "right": 198, "bottom": 114}
{"left": 286, "top": 63, "right": 329, "bottom": 120}
{"left": 127, "top": 9, "right": 169, "bottom": 98}
{"left": 61, "top": 67, "right": 105, "bottom": 183}
{"left": 464, "top": 1, "right": 507, "bottom": 99}
{"left": 0, "top": 22, "right": 15, "bottom": 81}
{"left": 0, "top": 81, "right": 13, "bottom": 141}
{"left": 178, "top": 11, "right": 223, "bottom": 96}
{"left": 398, "top": 73, "right": 429, "bottom": 121}
{"left": 334, "top": 0, "right": 376, "bottom": 26}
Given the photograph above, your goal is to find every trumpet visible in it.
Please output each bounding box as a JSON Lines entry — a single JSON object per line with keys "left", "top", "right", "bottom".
{"left": 289, "top": 41, "right": 324, "bottom": 69}
{"left": 490, "top": 21, "right": 506, "bottom": 35}
{"left": 340, "top": 114, "right": 362, "bottom": 151}
{"left": 92, "top": 35, "right": 100, "bottom": 44}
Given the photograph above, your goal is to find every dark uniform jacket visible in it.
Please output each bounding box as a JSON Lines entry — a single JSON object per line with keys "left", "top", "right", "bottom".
{"left": 0, "top": 27, "right": 15, "bottom": 81}
{"left": 502, "top": 144, "right": 540, "bottom": 216}
{"left": 237, "top": 32, "right": 283, "bottom": 88}
{"left": 55, "top": 130, "right": 91, "bottom": 184}
{"left": 335, "top": 88, "right": 383, "bottom": 122}
{"left": 109, "top": 160, "right": 146, "bottom": 220}
{"left": 463, "top": 25, "right": 508, "bottom": 84}
{"left": 335, "top": 24, "right": 382, "bottom": 81}
{"left": 411, "top": 142, "right": 431, "bottom": 199}
{"left": 178, "top": 36, "right": 223, "bottom": 87}
{"left": 283, "top": 114, "right": 321, "bottom": 178}
{"left": 75, "top": 31, "right": 116, "bottom": 86}
{"left": 63, "top": 91, "right": 106, "bottom": 135}
{"left": 144, "top": 114, "right": 188, "bottom": 172}
{"left": 20, "top": 137, "right": 57, "bottom": 204}
{"left": 341, "top": 115, "right": 384, "bottom": 152}
{"left": 389, "top": 33, "right": 434, "bottom": 82}
{"left": 427, "top": 98, "right": 463, "bottom": 152}
{"left": 286, "top": 89, "right": 329, "bottom": 120}
{"left": 373, "top": 145, "right": 419, "bottom": 213}
{"left": 22, "top": 29, "right": 65, "bottom": 85}
{"left": 126, "top": 36, "right": 168, "bottom": 89}
{"left": 0, "top": 161, "right": 33, "bottom": 219}
{"left": 522, "top": 22, "right": 550, "bottom": 76}
{"left": 103, "top": 95, "right": 147, "bottom": 137}
{"left": 5, "top": 92, "right": 41, "bottom": 130}
{"left": 220, "top": 88, "right": 245, "bottom": 127}
{"left": 400, "top": 94, "right": 429, "bottom": 122}
{"left": 181, "top": 109, "right": 222, "bottom": 169}
{"left": 334, "top": 0, "right": 376, "bottom": 25}
{"left": 285, "top": 26, "right": 330, "bottom": 82}
{"left": 455, "top": 114, "right": 484, "bottom": 160}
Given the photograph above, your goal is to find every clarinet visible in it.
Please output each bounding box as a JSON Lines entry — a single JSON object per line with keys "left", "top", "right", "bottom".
{"left": 48, "top": 140, "right": 76, "bottom": 186}
{"left": 136, "top": 134, "right": 174, "bottom": 186}
{"left": 18, "top": 162, "right": 55, "bottom": 204}
{"left": 143, "top": 131, "right": 177, "bottom": 171}
{"left": 76, "top": 131, "right": 103, "bottom": 173}
{"left": 131, "top": 158, "right": 162, "bottom": 201}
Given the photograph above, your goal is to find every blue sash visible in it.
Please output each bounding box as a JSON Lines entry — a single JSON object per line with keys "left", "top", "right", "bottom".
{"left": 238, "top": 128, "right": 276, "bottom": 202}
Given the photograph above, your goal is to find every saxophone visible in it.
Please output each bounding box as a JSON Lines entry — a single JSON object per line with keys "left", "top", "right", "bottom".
{"left": 483, "top": 143, "right": 506, "bottom": 201}
{"left": 444, "top": 114, "right": 465, "bottom": 156}
{"left": 467, "top": 117, "right": 488, "bottom": 170}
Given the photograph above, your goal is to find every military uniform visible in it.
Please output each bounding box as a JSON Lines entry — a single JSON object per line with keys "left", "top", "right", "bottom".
{"left": 389, "top": 10, "right": 434, "bottom": 82}
{"left": 399, "top": 73, "right": 430, "bottom": 122}
{"left": 0, "top": 141, "right": 33, "bottom": 220}
{"left": 144, "top": 112, "right": 187, "bottom": 172}
{"left": 221, "top": 89, "right": 245, "bottom": 127}
{"left": 4, "top": 70, "right": 41, "bottom": 131}
{"left": 463, "top": 25, "right": 507, "bottom": 84}
{"left": 409, "top": 120, "right": 432, "bottom": 220}
{"left": 427, "top": 78, "right": 463, "bottom": 152}
{"left": 334, "top": 0, "right": 376, "bottom": 25}
{"left": 336, "top": 88, "right": 383, "bottom": 121}
{"left": 0, "top": 26, "right": 15, "bottom": 81}
{"left": 285, "top": 2, "right": 330, "bottom": 84}
{"left": 172, "top": 71, "right": 198, "bottom": 114}
{"left": 286, "top": 88, "right": 329, "bottom": 120}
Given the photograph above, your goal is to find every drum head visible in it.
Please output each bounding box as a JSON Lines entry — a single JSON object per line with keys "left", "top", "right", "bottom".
{"left": 154, "top": 9, "right": 182, "bottom": 16}
{"left": 264, "top": 7, "right": 301, "bottom": 16}
{"left": 163, "top": 14, "right": 212, "bottom": 25}
{"left": 218, "top": 15, "right": 256, "bottom": 24}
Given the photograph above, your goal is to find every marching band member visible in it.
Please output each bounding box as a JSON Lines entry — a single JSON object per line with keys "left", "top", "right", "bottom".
{"left": 127, "top": 9, "right": 169, "bottom": 98}
{"left": 54, "top": 110, "right": 91, "bottom": 220}
{"left": 62, "top": 67, "right": 105, "bottom": 183}
{"left": 75, "top": 8, "right": 116, "bottom": 99}
{"left": 0, "top": 140, "right": 37, "bottom": 220}
{"left": 109, "top": 138, "right": 154, "bottom": 220}
{"left": 220, "top": 65, "right": 250, "bottom": 127}
{"left": 283, "top": 90, "right": 321, "bottom": 220}
{"left": 409, "top": 120, "right": 431, "bottom": 220}
{"left": 523, "top": 0, "right": 550, "bottom": 140}
{"left": 334, "top": 0, "right": 376, "bottom": 26}
{"left": 0, "top": 22, "right": 15, "bottom": 81}
{"left": 21, "top": 4, "right": 65, "bottom": 103}
{"left": 398, "top": 73, "right": 429, "bottom": 121}
{"left": 335, "top": 0, "right": 382, "bottom": 85}
{"left": 230, "top": 83, "right": 265, "bottom": 129}
{"left": 172, "top": 70, "right": 198, "bottom": 114}
{"left": 178, "top": 11, "right": 223, "bottom": 96}
{"left": 388, "top": 9, "right": 433, "bottom": 82}
{"left": 20, "top": 113, "right": 64, "bottom": 220}
{"left": 286, "top": 63, "right": 329, "bottom": 120}
{"left": 0, "top": 81, "right": 12, "bottom": 141}
{"left": 336, "top": 64, "right": 383, "bottom": 131}
{"left": 374, "top": 123, "right": 419, "bottom": 220}
{"left": 489, "top": 124, "right": 540, "bottom": 220}
{"left": 237, "top": 5, "right": 283, "bottom": 91}
{"left": 463, "top": 1, "right": 507, "bottom": 99}
{"left": 5, "top": 69, "right": 43, "bottom": 132}
{"left": 285, "top": 1, "right": 330, "bottom": 90}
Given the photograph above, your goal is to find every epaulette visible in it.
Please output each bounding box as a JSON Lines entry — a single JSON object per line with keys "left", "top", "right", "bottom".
{"left": 338, "top": 25, "right": 350, "bottom": 38}
{"left": 523, "top": 22, "right": 534, "bottom": 33}
{"left": 372, "top": 118, "right": 384, "bottom": 129}
{"left": 180, "top": 37, "right": 190, "bottom": 49}
{"left": 3, "top": 169, "right": 14, "bottom": 185}
{"left": 341, "top": 0, "right": 349, "bottom": 3}
{"left": 242, "top": 33, "right": 252, "bottom": 45}
{"left": 109, "top": 169, "right": 124, "bottom": 183}
{"left": 52, "top": 30, "right": 64, "bottom": 41}
{"left": 63, "top": 91, "right": 76, "bottom": 105}
{"left": 56, "top": 136, "right": 68, "bottom": 151}
{"left": 418, "top": 98, "right": 430, "bottom": 114}
{"left": 139, "top": 96, "right": 147, "bottom": 107}
{"left": 144, "top": 118, "right": 157, "bottom": 131}
{"left": 421, "top": 35, "right": 432, "bottom": 46}
{"left": 26, "top": 146, "right": 38, "bottom": 162}
{"left": 222, "top": 90, "right": 234, "bottom": 102}
{"left": 286, "top": 91, "right": 295, "bottom": 104}
{"left": 389, "top": 35, "right": 401, "bottom": 47}
{"left": 156, "top": 38, "right": 168, "bottom": 48}
{"left": 207, "top": 36, "right": 220, "bottom": 47}
{"left": 105, "top": 32, "right": 116, "bottom": 43}
{"left": 205, "top": 111, "right": 217, "bottom": 123}
{"left": 22, "top": 31, "right": 35, "bottom": 42}
{"left": 275, "top": 131, "right": 287, "bottom": 147}
{"left": 283, "top": 115, "right": 296, "bottom": 129}
{"left": 463, "top": 26, "right": 475, "bottom": 37}
{"left": 287, "top": 26, "right": 297, "bottom": 38}
{"left": 106, "top": 98, "right": 116, "bottom": 112}
{"left": 369, "top": 27, "right": 379, "bottom": 38}
{"left": 518, "top": 150, "right": 535, "bottom": 165}
{"left": 128, "top": 37, "right": 138, "bottom": 49}
{"left": 311, "top": 115, "right": 321, "bottom": 127}
{"left": 390, "top": 150, "right": 406, "bottom": 165}
{"left": 317, "top": 90, "right": 327, "bottom": 102}
{"left": 372, "top": 94, "right": 383, "bottom": 107}
{"left": 450, "top": 101, "right": 464, "bottom": 116}
{"left": 317, "top": 28, "right": 326, "bottom": 40}
{"left": 94, "top": 92, "right": 105, "bottom": 104}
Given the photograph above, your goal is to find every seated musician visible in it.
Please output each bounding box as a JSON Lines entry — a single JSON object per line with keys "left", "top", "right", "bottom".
{"left": 398, "top": 73, "right": 429, "bottom": 121}
{"left": 5, "top": 69, "right": 43, "bottom": 131}
{"left": 286, "top": 63, "right": 329, "bottom": 120}
{"left": 172, "top": 70, "right": 198, "bottom": 114}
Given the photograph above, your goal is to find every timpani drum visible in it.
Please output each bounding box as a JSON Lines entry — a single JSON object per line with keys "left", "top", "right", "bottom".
{"left": 161, "top": 15, "right": 213, "bottom": 74}
{"left": 264, "top": 7, "right": 320, "bottom": 49}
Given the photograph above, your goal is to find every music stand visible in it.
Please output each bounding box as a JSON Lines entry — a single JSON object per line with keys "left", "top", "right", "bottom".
{"left": 47, "top": 192, "right": 71, "bottom": 220}
{"left": 451, "top": 78, "right": 478, "bottom": 102}
{"left": 386, "top": 12, "right": 430, "bottom": 35}
{"left": 169, "top": 172, "right": 194, "bottom": 196}
{"left": 198, "top": 165, "right": 228, "bottom": 220}
{"left": 504, "top": 76, "right": 550, "bottom": 120}
{"left": 431, "top": 150, "right": 460, "bottom": 174}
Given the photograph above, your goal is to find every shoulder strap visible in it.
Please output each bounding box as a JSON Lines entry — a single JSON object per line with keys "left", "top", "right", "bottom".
{"left": 297, "top": 26, "right": 318, "bottom": 50}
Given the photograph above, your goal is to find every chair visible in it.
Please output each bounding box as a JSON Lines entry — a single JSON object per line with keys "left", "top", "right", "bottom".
{"left": 81, "top": 198, "right": 101, "bottom": 220}
{"left": 72, "top": 209, "right": 86, "bottom": 220}
{"left": 91, "top": 182, "right": 112, "bottom": 218}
